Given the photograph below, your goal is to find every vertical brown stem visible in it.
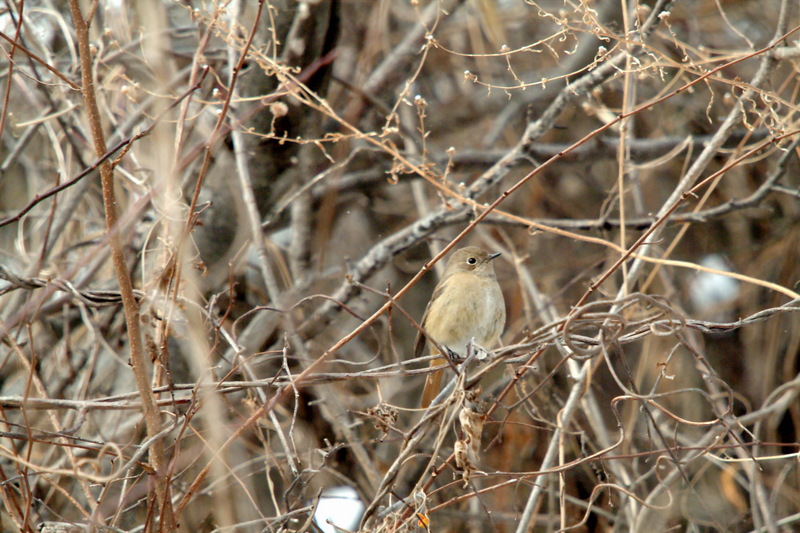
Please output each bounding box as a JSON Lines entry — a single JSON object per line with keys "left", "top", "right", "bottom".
{"left": 66, "top": 1, "right": 174, "bottom": 529}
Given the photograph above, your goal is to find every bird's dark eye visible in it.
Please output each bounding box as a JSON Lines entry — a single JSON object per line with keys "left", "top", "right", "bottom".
{"left": 467, "top": 257, "right": 477, "bottom": 265}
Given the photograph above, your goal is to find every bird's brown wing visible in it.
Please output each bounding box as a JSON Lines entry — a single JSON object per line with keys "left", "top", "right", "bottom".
{"left": 413, "top": 279, "right": 448, "bottom": 359}
{"left": 416, "top": 270, "right": 460, "bottom": 408}
{"left": 416, "top": 280, "right": 452, "bottom": 408}
{"left": 413, "top": 302, "right": 430, "bottom": 360}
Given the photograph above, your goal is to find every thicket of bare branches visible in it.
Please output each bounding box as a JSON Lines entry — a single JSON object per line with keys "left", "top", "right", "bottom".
{"left": 1, "top": 0, "right": 799, "bottom": 531}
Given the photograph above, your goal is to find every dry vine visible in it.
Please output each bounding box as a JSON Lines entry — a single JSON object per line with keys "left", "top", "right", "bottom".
{"left": 1, "top": 1, "right": 799, "bottom": 532}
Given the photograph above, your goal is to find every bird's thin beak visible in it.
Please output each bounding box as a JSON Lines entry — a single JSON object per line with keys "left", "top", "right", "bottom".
{"left": 488, "top": 252, "right": 502, "bottom": 261}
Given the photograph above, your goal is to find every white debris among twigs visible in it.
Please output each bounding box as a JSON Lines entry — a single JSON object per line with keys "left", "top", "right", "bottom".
{"left": 688, "top": 254, "right": 740, "bottom": 315}
{"left": 313, "top": 485, "right": 365, "bottom": 533}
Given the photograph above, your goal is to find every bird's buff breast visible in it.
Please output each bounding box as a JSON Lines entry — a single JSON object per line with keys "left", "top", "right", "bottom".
{"left": 423, "top": 272, "right": 504, "bottom": 355}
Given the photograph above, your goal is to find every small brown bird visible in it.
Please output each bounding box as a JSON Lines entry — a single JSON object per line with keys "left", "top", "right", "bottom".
{"left": 414, "top": 246, "right": 506, "bottom": 407}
